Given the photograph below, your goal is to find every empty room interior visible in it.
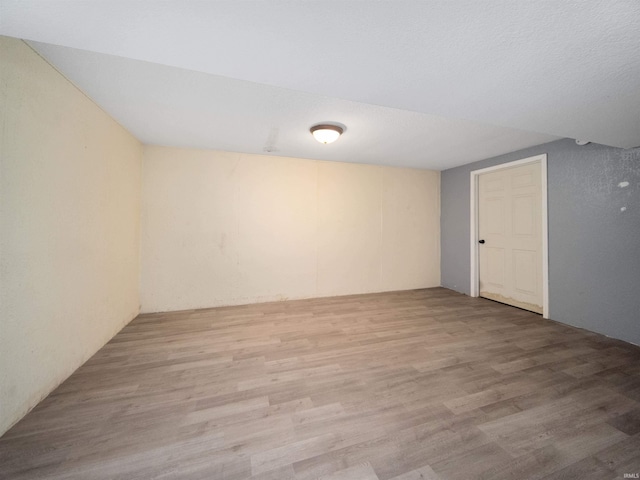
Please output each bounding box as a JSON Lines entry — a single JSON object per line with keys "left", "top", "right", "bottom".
{"left": 1, "top": 2, "right": 640, "bottom": 479}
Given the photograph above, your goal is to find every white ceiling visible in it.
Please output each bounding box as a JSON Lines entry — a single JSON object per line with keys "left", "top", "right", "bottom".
{"left": 26, "top": 41, "right": 557, "bottom": 170}
{"left": 2, "top": 1, "right": 639, "bottom": 169}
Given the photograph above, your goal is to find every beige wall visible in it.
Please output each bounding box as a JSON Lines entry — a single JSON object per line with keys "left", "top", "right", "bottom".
{"left": 0, "top": 36, "right": 440, "bottom": 434}
{"left": 141, "top": 146, "right": 440, "bottom": 312}
{"left": 0, "top": 37, "right": 143, "bottom": 435}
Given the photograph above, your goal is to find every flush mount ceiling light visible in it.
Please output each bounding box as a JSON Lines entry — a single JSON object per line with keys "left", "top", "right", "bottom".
{"left": 310, "top": 124, "right": 344, "bottom": 144}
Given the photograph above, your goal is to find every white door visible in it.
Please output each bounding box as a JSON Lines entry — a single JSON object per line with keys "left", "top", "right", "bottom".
{"left": 478, "top": 162, "right": 543, "bottom": 313}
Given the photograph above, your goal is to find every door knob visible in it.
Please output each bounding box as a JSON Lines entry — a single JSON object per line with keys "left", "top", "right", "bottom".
{"left": 478, "top": 239, "right": 485, "bottom": 244}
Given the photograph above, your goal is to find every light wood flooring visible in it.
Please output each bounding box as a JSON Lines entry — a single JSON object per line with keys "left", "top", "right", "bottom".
{"left": 2, "top": 288, "right": 640, "bottom": 479}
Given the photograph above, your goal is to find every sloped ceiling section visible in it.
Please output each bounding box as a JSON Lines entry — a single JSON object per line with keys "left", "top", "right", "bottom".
{"left": 26, "top": 42, "right": 557, "bottom": 170}
{"left": 2, "top": 1, "right": 639, "bottom": 168}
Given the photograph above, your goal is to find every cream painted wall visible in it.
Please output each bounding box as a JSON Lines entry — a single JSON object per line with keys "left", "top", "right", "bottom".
{"left": 0, "top": 37, "right": 142, "bottom": 435}
{"left": 141, "top": 146, "right": 440, "bottom": 313}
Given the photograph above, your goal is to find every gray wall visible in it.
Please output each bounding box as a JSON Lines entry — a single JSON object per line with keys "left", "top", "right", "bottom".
{"left": 441, "top": 138, "right": 640, "bottom": 345}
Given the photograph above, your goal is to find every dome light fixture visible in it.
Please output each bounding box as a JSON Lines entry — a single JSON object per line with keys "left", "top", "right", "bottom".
{"left": 310, "top": 124, "right": 344, "bottom": 144}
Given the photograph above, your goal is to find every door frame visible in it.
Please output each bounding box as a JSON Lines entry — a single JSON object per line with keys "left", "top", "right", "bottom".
{"left": 469, "top": 154, "right": 549, "bottom": 318}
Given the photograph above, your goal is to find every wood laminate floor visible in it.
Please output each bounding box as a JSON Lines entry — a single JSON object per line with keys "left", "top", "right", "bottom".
{"left": 2, "top": 288, "right": 640, "bottom": 479}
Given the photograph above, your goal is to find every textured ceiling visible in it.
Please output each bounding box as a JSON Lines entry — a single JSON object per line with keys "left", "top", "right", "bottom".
{"left": 2, "top": 1, "right": 639, "bottom": 169}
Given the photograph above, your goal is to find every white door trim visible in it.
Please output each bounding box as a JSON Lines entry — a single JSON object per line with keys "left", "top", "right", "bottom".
{"left": 469, "top": 154, "right": 549, "bottom": 318}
